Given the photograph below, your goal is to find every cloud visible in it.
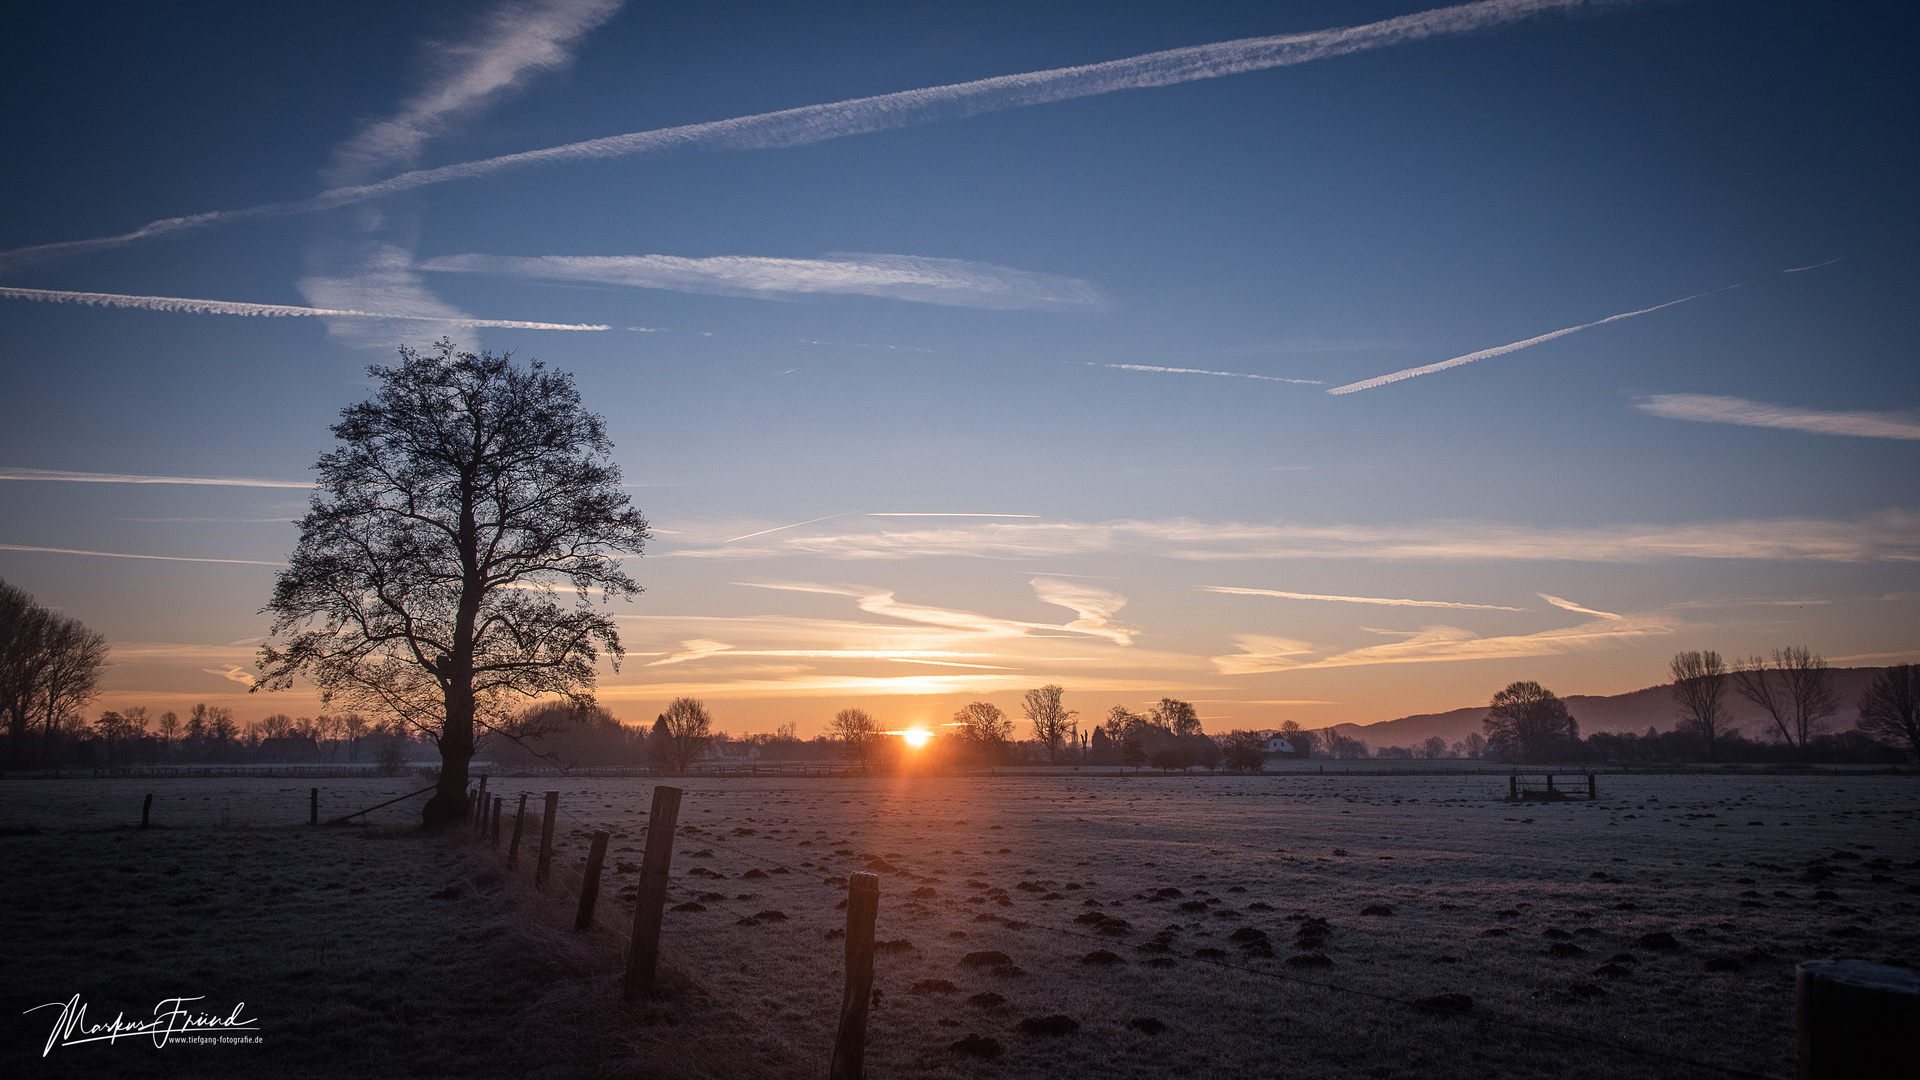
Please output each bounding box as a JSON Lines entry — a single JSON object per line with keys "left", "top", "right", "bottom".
{"left": 0, "top": 0, "right": 1644, "bottom": 270}
{"left": 0, "top": 285, "right": 607, "bottom": 331}
{"left": 325, "top": 0, "right": 624, "bottom": 185}
{"left": 206, "top": 665, "right": 257, "bottom": 687}
{"left": 420, "top": 252, "right": 1103, "bottom": 310}
{"left": 1538, "top": 593, "right": 1623, "bottom": 620}
{"left": 733, "top": 578, "right": 1136, "bottom": 645}
{"left": 1636, "top": 394, "right": 1920, "bottom": 441}
{"left": 1203, "top": 585, "right": 1525, "bottom": 610}
{"left": 1327, "top": 287, "right": 1730, "bottom": 395}
{"left": 0, "top": 544, "right": 282, "bottom": 566}
{"left": 1086, "top": 363, "right": 1322, "bottom": 384}
{"left": 1212, "top": 635, "right": 1320, "bottom": 675}
{"left": 1213, "top": 612, "right": 1671, "bottom": 673}
{"left": 0, "top": 466, "right": 309, "bottom": 488}
{"left": 672, "top": 512, "right": 1920, "bottom": 563}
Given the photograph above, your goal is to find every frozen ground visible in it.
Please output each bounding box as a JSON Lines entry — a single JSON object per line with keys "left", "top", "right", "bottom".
{"left": 4, "top": 772, "right": 1916, "bottom": 1080}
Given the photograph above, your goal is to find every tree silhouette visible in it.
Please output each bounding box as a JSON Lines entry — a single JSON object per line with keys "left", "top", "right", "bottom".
{"left": 1669, "top": 650, "right": 1732, "bottom": 759}
{"left": 1482, "top": 681, "right": 1578, "bottom": 763}
{"left": 1732, "top": 647, "right": 1835, "bottom": 751}
{"left": 1023, "top": 685, "right": 1076, "bottom": 762}
{"left": 257, "top": 343, "right": 648, "bottom": 827}
{"left": 832, "top": 707, "right": 881, "bottom": 774}
{"left": 1856, "top": 664, "right": 1920, "bottom": 762}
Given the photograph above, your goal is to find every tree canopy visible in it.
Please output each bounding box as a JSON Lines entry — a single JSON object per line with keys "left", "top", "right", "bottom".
{"left": 1483, "top": 681, "right": 1579, "bottom": 763}
{"left": 257, "top": 343, "right": 649, "bottom": 826}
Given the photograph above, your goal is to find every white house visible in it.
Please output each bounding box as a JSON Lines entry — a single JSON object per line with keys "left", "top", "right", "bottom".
{"left": 1261, "top": 733, "right": 1296, "bottom": 756}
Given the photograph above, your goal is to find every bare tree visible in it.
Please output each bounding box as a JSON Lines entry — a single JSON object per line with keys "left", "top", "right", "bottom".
{"left": 1151, "top": 698, "right": 1202, "bottom": 736}
{"left": 1421, "top": 735, "right": 1448, "bottom": 759}
{"left": 1279, "top": 719, "right": 1316, "bottom": 758}
{"left": 0, "top": 581, "right": 51, "bottom": 758}
{"left": 951, "top": 701, "right": 1012, "bottom": 755}
{"left": 1482, "top": 681, "right": 1578, "bottom": 763}
{"left": 156, "top": 710, "right": 179, "bottom": 752}
{"left": 832, "top": 706, "right": 881, "bottom": 774}
{"left": 1856, "top": 664, "right": 1920, "bottom": 762}
{"left": 1733, "top": 647, "right": 1836, "bottom": 751}
{"left": 658, "top": 696, "right": 712, "bottom": 774}
{"left": 1220, "top": 730, "right": 1267, "bottom": 772}
{"left": 257, "top": 343, "right": 649, "bottom": 827}
{"left": 35, "top": 613, "right": 108, "bottom": 757}
{"left": 1023, "top": 685, "right": 1077, "bottom": 762}
{"left": 1669, "top": 650, "right": 1732, "bottom": 759}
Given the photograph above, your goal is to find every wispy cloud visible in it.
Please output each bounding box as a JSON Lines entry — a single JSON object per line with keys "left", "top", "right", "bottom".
{"left": 0, "top": 0, "right": 1644, "bottom": 270}
{"left": 734, "top": 578, "right": 1137, "bottom": 645}
{"left": 1203, "top": 585, "right": 1525, "bottom": 610}
{"left": 1782, "top": 257, "right": 1844, "bottom": 274}
{"left": 1086, "top": 363, "right": 1322, "bottom": 384}
{"left": 1327, "top": 286, "right": 1730, "bottom": 395}
{"left": 1636, "top": 394, "right": 1920, "bottom": 440}
{"left": 207, "top": 665, "right": 257, "bottom": 687}
{"left": 0, "top": 544, "right": 281, "bottom": 566}
{"left": 325, "top": 0, "right": 624, "bottom": 185}
{"left": 673, "top": 512, "right": 1920, "bottom": 564}
{"left": 1538, "top": 593, "right": 1623, "bottom": 620}
{"left": 0, "top": 285, "right": 607, "bottom": 331}
{"left": 0, "top": 466, "right": 309, "bottom": 488}
{"left": 421, "top": 252, "right": 1103, "bottom": 310}
{"left": 1213, "top": 609, "right": 1671, "bottom": 673}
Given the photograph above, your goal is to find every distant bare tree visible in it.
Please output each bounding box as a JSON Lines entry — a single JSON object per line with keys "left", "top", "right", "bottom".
{"left": 659, "top": 696, "right": 713, "bottom": 774}
{"left": 1151, "top": 698, "right": 1202, "bottom": 736}
{"left": 1320, "top": 728, "right": 1371, "bottom": 759}
{"left": 1733, "top": 647, "right": 1836, "bottom": 751}
{"left": 1856, "top": 664, "right": 1920, "bottom": 762}
{"left": 1460, "top": 731, "right": 1486, "bottom": 759}
{"left": 1023, "top": 685, "right": 1077, "bottom": 763}
{"left": 1669, "top": 650, "right": 1732, "bottom": 758}
{"left": 1279, "top": 719, "right": 1316, "bottom": 758}
{"left": 1483, "top": 681, "right": 1578, "bottom": 763}
{"left": 952, "top": 701, "right": 1012, "bottom": 755}
{"left": 156, "top": 710, "right": 179, "bottom": 752}
{"left": 831, "top": 706, "right": 881, "bottom": 774}
{"left": 1421, "top": 735, "right": 1448, "bottom": 759}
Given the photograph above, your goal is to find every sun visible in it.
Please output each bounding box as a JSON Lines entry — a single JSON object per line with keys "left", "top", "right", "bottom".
{"left": 901, "top": 728, "right": 931, "bottom": 748}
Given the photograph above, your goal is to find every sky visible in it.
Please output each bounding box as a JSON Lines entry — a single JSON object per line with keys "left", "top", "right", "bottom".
{"left": 1, "top": 0, "right": 1915, "bottom": 738}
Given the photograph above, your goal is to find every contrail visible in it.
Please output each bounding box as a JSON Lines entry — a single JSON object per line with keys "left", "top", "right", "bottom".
{"left": 1637, "top": 394, "right": 1920, "bottom": 440}
{"left": 0, "top": 466, "right": 309, "bottom": 488}
{"left": 0, "top": 544, "right": 282, "bottom": 566}
{"left": 1090, "top": 362, "right": 1323, "bottom": 385}
{"left": 722, "top": 511, "right": 867, "bottom": 544}
{"left": 1202, "top": 585, "right": 1524, "bottom": 610}
{"left": 1326, "top": 286, "right": 1731, "bottom": 395}
{"left": 0, "top": 286, "right": 608, "bottom": 331}
{"left": 0, "top": 0, "right": 1642, "bottom": 271}
{"left": 1782, "top": 257, "right": 1844, "bottom": 274}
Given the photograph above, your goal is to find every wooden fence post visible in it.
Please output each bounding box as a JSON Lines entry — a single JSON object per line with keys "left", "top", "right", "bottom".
{"left": 141, "top": 793, "right": 152, "bottom": 829}
{"left": 1509, "top": 775, "right": 1517, "bottom": 800}
{"left": 1588, "top": 773, "right": 1597, "bottom": 800}
{"left": 508, "top": 793, "right": 528, "bottom": 869}
{"left": 490, "top": 796, "right": 503, "bottom": 848}
{"left": 310, "top": 788, "right": 318, "bottom": 825}
{"left": 1797, "top": 959, "right": 1919, "bottom": 1078}
{"left": 475, "top": 775, "right": 488, "bottom": 833}
{"left": 1546, "top": 774, "right": 1555, "bottom": 796}
{"left": 829, "top": 871, "right": 881, "bottom": 1080}
{"left": 623, "top": 785, "right": 684, "bottom": 999}
{"left": 536, "top": 791, "right": 559, "bottom": 887}
{"left": 575, "top": 830, "right": 611, "bottom": 931}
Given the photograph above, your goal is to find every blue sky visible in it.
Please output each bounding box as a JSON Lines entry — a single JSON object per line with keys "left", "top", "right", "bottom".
{"left": 1, "top": 0, "right": 1915, "bottom": 736}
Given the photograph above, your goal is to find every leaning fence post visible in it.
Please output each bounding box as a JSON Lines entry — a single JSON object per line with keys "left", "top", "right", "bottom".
{"left": 141, "top": 793, "right": 153, "bottom": 829}
{"left": 830, "top": 871, "right": 881, "bottom": 1080}
{"left": 1796, "top": 959, "right": 1919, "bottom": 1078}
{"left": 575, "top": 830, "right": 611, "bottom": 931}
{"left": 490, "top": 796, "right": 503, "bottom": 848}
{"left": 310, "top": 788, "right": 319, "bottom": 826}
{"left": 508, "top": 793, "right": 528, "bottom": 869}
{"left": 535, "top": 791, "right": 559, "bottom": 887}
{"left": 623, "top": 785, "right": 684, "bottom": 999}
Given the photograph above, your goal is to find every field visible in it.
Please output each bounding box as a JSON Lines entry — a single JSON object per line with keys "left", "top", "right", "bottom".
{"left": 4, "top": 770, "right": 1917, "bottom": 1080}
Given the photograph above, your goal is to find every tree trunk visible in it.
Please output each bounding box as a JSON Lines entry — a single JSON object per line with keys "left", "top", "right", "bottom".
{"left": 424, "top": 693, "right": 474, "bottom": 829}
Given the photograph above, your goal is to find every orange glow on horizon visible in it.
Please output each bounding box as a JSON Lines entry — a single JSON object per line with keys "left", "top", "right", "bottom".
{"left": 901, "top": 728, "right": 932, "bottom": 748}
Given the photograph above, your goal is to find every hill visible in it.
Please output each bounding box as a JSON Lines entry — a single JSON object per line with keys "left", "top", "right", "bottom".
{"left": 1329, "top": 666, "right": 1895, "bottom": 750}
